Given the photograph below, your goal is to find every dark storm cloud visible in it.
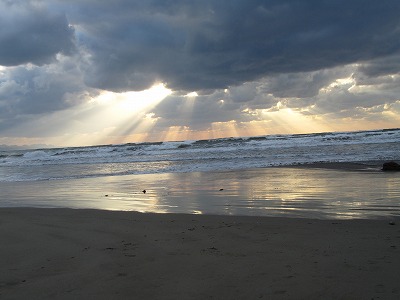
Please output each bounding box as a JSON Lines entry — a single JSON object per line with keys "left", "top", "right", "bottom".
{"left": 262, "top": 67, "right": 352, "bottom": 99}
{"left": 0, "top": 1, "right": 75, "bottom": 66}
{"left": 1, "top": 0, "right": 400, "bottom": 143}
{"left": 0, "top": 55, "right": 96, "bottom": 130}
{"left": 58, "top": 0, "right": 400, "bottom": 92}
{"left": 3, "top": 0, "right": 400, "bottom": 94}
{"left": 358, "top": 54, "right": 400, "bottom": 78}
{"left": 288, "top": 71, "right": 400, "bottom": 117}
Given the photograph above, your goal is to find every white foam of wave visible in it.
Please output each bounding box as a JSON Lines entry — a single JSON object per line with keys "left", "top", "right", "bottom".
{"left": 0, "top": 129, "right": 399, "bottom": 171}
{"left": 22, "top": 150, "right": 51, "bottom": 160}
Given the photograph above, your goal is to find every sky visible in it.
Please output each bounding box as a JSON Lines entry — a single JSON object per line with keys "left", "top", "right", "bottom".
{"left": 0, "top": 0, "right": 400, "bottom": 147}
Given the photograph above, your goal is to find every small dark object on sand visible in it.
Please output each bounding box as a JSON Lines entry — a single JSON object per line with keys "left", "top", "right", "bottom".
{"left": 382, "top": 161, "right": 400, "bottom": 171}
{"left": 142, "top": 190, "right": 146, "bottom": 194}
{"left": 219, "top": 188, "right": 224, "bottom": 191}
{"left": 105, "top": 194, "right": 109, "bottom": 197}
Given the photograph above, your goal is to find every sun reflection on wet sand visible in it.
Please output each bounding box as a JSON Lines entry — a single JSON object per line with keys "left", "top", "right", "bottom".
{"left": 1, "top": 167, "right": 399, "bottom": 219}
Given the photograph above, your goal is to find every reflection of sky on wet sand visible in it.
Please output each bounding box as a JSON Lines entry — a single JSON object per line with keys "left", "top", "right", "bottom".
{"left": 1, "top": 168, "right": 399, "bottom": 219}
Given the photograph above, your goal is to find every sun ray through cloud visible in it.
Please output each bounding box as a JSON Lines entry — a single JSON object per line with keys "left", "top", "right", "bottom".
{"left": 0, "top": 1, "right": 399, "bottom": 147}
{"left": 8, "top": 83, "right": 173, "bottom": 147}
{"left": 88, "top": 83, "right": 172, "bottom": 145}
{"left": 210, "top": 120, "right": 239, "bottom": 139}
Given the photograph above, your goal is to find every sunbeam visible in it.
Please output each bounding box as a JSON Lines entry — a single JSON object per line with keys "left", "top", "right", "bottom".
{"left": 263, "top": 108, "right": 332, "bottom": 134}
{"left": 161, "top": 126, "right": 192, "bottom": 142}
{"left": 80, "top": 83, "right": 172, "bottom": 145}
{"left": 8, "top": 84, "right": 173, "bottom": 147}
{"left": 211, "top": 120, "right": 239, "bottom": 139}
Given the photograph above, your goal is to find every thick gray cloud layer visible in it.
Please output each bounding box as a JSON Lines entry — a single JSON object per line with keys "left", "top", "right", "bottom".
{"left": 63, "top": 0, "right": 400, "bottom": 92}
{"left": 0, "top": 1, "right": 75, "bottom": 66}
{"left": 0, "top": 0, "right": 399, "bottom": 142}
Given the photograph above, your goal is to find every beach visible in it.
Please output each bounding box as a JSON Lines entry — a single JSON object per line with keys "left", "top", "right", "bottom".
{"left": 1, "top": 207, "right": 400, "bottom": 299}
{"left": 1, "top": 160, "right": 400, "bottom": 299}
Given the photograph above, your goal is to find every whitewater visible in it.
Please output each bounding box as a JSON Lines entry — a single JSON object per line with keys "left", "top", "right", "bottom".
{"left": 0, "top": 128, "right": 399, "bottom": 182}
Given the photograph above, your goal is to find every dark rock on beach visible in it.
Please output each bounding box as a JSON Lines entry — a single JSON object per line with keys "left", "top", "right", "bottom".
{"left": 382, "top": 161, "right": 400, "bottom": 171}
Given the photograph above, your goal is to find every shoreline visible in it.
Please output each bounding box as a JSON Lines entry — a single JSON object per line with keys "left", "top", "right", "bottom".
{"left": 1, "top": 161, "right": 399, "bottom": 219}
{"left": 1, "top": 207, "right": 399, "bottom": 299}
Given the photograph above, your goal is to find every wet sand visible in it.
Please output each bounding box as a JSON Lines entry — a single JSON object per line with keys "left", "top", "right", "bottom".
{"left": 1, "top": 207, "right": 399, "bottom": 299}
{"left": 1, "top": 162, "right": 399, "bottom": 219}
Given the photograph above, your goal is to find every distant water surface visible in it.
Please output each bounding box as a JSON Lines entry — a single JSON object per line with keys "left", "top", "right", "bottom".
{"left": 0, "top": 128, "right": 399, "bottom": 219}
{"left": 0, "top": 128, "right": 399, "bottom": 182}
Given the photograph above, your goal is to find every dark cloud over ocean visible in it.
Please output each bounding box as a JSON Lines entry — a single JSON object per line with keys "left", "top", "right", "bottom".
{"left": 0, "top": 0, "right": 399, "bottom": 145}
{"left": 57, "top": 0, "right": 400, "bottom": 92}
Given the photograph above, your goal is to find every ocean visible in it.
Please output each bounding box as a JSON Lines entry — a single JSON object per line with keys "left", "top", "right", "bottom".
{"left": 1, "top": 128, "right": 400, "bottom": 219}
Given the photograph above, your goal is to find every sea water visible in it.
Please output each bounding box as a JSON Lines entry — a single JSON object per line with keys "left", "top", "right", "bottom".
{"left": 0, "top": 128, "right": 399, "bottom": 219}
{"left": 1, "top": 128, "right": 399, "bottom": 182}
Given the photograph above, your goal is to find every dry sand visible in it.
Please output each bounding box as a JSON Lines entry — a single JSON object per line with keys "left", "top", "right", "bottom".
{"left": 1, "top": 208, "right": 400, "bottom": 299}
